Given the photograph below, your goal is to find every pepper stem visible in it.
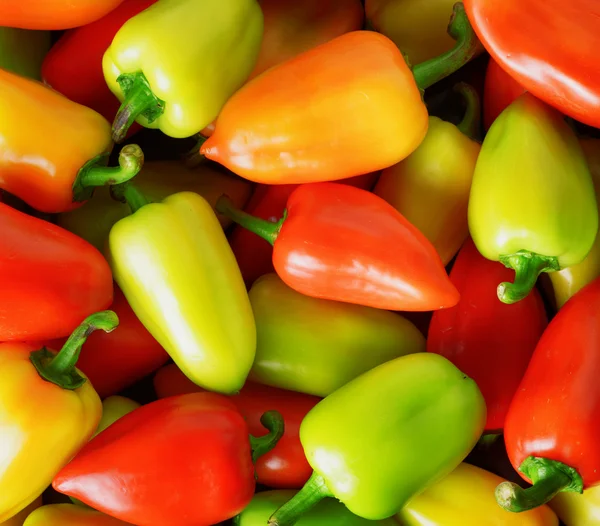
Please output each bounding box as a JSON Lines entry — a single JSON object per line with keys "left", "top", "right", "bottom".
{"left": 455, "top": 82, "right": 481, "bottom": 139}
{"left": 111, "top": 182, "right": 151, "bottom": 214}
{"left": 412, "top": 3, "right": 485, "bottom": 91}
{"left": 216, "top": 195, "right": 285, "bottom": 246}
{"left": 183, "top": 133, "right": 208, "bottom": 168}
{"left": 498, "top": 251, "right": 559, "bottom": 304}
{"left": 30, "top": 311, "right": 119, "bottom": 390}
{"left": 495, "top": 456, "right": 583, "bottom": 512}
{"left": 72, "top": 144, "right": 145, "bottom": 203}
{"left": 113, "top": 72, "right": 165, "bottom": 143}
{"left": 249, "top": 410, "right": 285, "bottom": 463}
{"left": 268, "top": 472, "right": 333, "bottom": 526}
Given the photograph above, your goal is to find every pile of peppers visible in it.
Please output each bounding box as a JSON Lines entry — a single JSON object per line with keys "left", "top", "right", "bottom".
{"left": 1, "top": 0, "right": 600, "bottom": 525}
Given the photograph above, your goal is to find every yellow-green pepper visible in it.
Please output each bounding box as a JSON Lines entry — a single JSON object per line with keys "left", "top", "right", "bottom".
{"left": 96, "top": 395, "right": 140, "bottom": 436}
{"left": 103, "top": 0, "right": 263, "bottom": 141}
{"left": 468, "top": 93, "right": 598, "bottom": 304}
{"left": 549, "top": 485, "right": 600, "bottom": 525}
{"left": 24, "top": 504, "right": 131, "bottom": 526}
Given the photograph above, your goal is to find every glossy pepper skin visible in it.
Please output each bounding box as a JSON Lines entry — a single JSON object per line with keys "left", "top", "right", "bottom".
{"left": 108, "top": 190, "right": 255, "bottom": 394}
{"left": 103, "top": 0, "right": 264, "bottom": 141}
{"left": 428, "top": 238, "right": 548, "bottom": 432}
{"left": 468, "top": 93, "right": 598, "bottom": 304}
{"left": 269, "top": 353, "right": 486, "bottom": 524}
{"left": 549, "top": 485, "right": 600, "bottom": 526}
{"left": 23, "top": 504, "right": 137, "bottom": 525}
{"left": 1, "top": 498, "right": 42, "bottom": 526}
{"left": 236, "top": 490, "right": 397, "bottom": 525}
{"left": 42, "top": 0, "right": 157, "bottom": 128}
{"left": 0, "top": 28, "right": 50, "bottom": 79}
{"left": 155, "top": 364, "right": 319, "bottom": 488}
{"left": 0, "top": 312, "right": 116, "bottom": 522}
{"left": 497, "top": 278, "right": 600, "bottom": 512}
{"left": 0, "top": 202, "right": 113, "bottom": 341}
{"left": 398, "top": 463, "right": 558, "bottom": 526}
{"left": 483, "top": 58, "right": 525, "bottom": 130}
{"left": 464, "top": 0, "right": 600, "bottom": 129}
{"left": 53, "top": 392, "right": 284, "bottom": 526}
{"left": 374, "top": 83, "right": 480, "bottom": 265}
{"left": 248, "top": 273, "right": 425, "bottom": 397}
{"left": 218, "top": 183, "right": 459, "bottom": 311}
{"left": 96, "top": 396, "right": 140, "bottom": 435}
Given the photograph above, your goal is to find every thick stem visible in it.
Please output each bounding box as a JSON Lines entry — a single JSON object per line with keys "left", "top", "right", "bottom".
{"left": 495, "top": 456, "right": 583, "bottom": 512}
{"left": 110, "top": 182, "right": 151, "bottom": 214}
{"left": 498, "top": 251, "right": 559, "bottom": 304}
{"left": 72, "top": 144, "right": 145, "bottom": 203}
{"left": 183, "top": 134, "right": 208, "bottom": 168}
{"left": 113, "top": 72, "right": 165, "bottom": 143}
{"left": 268, "top": 472, "right": 333, "bottom": 526}
{"left": 30, "top": 311, "right": 119, "bottom": 390}
{"left": 216, "top": 195, "right": 285, "bottom": 246}
{"left": 412, "top": 3, "right": 485, "bottom": 91}
{"left": 249, "top": 410, "right": 285, "bottom": 463}
{"left": 455, "top": 82, "right": 481, "bottom": 140}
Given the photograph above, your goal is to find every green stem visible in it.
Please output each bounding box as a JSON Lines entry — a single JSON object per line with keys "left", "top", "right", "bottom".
{"left": 455, "top": 82, "right": 481, "bottom": 139}
{"left": 498, "top": 251, "right": 560, "bottom": 304}
{"left": 268, "top": 472, "right": 333, "bottom": 526}
{"left": 249, "top": 410, "right": 285, "bottom": 463}
{"left": 30, "top": 311, "right": 119, "bottom": 390}
{"left": 72, "top": 144, "right": 145, "bottom": 203}
{"left": 183, "top": 133, "right": 208, "bottom": 168}
{"left": 110, "top": 182, "right": 151, "bottom": 214}
{"left": 216, "top": 195, "right": 285, "bottom": 246}
{"left": 412, "top": 2, "right": 485, "bottom": 91}
{"left": 113, "top": 72, "right": 165, "bottom": 143}
{"left": 495, "top": 456, "right": 583, "bottom": 512}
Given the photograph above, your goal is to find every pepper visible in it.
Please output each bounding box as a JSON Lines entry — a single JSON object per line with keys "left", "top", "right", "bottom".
{"left": 497, "top": 277, "right": 600, "bottom": 512}
{"left": 464, "top": 0, "right": 600, "bottom": 128}
{"left": 154, "top": 363, "right": 320, "bottom": 488}
{"left": 200, "top": 4, "right": 484, "bottom": 184}
{"left": 58, "top": 161, "right": 252, "bottom": 252}
{"left": 373, "top": 83, "right": 480, "bottom": 265}
{"left": 0, "top": 28, "right": 50, "bottom": 79}
{"left": 482, "top": 58, "right": 526, "bottom": 130}
{"left": 235, "top": 490, "right": 397, "bottom": 525}
{"left": 0, "top": 0, "right": 126, "bottom": 30}
{"left": 365, "top": 0, "right": 459, "bottom": 64}
{"left": 1, "top": 498, "right": 42, "bottom": 526}
{"left": 549, "top": 485, "right": 600, "bottom": 526}
{"left": 103, "top": 0, "right": 264, "bottom": 142}
{"left": 0, "top": 202, "right": 113, "bottom": 342}
{"left": 248, "top": 273, "right": 425, "bottom": 396}
{"left": 0, "top": 69, "right": 145, "bottom": 213}
{"left": 108, "top": 186, "right": 255, "bottom": 394}
{"left": 428, "top": 238, "right": 547, "bottom": 432}
{"left": 23, "top": 504, "right": 134, "bottom": 526}
{"left": 53, "top": 393, "right": 284, "bottom": 526}
{"left": 398, "top": 463, "right": 558, "bottom": 526}
{"left": 42, "top": 0, "right": 157, "bottom": 129}
{"left": 218, "top": 183, "right": 459, "bottom": 311}
{"left": 0, "top": 312, "right": 116, "bottom": 522}
{"left": 268, "top": 353, "right": 486, "bottom": 524}
{"left": 96, "top": 396, "right": 141, "bottom": 436}
{"left": 468, "top": 93, "right": 598, "bottom": 304}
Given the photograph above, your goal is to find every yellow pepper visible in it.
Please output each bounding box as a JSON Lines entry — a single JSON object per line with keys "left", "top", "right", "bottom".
{"left": 95, "top": 395, "right": 140, "bottom": 436}
{"left": 1, "top": 498, "right": 41, "bottom": 526}
{"left": 549, "top": 485, "right": 600, "bottom": 525}
{"left": 23, "top": 504, "right": 132, "bottom": 526}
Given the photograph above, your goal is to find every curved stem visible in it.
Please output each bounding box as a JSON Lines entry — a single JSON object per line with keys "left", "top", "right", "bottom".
{"left": 216, "top": 195, "right": 285, "bottom": 246}
{"left": 455, "top": 82, "right": 481, "bottom": 140}
{"left": 113, "top": 72, "right": 165, "bottom": 143}
{"left": 268, "top": 472, "right": 333, "bottom": 526}
{"left": 183, "top": 134, "right": 208, "bottom": 168}
{"left": 110, "top": 182, "right": 151, "bottom": 214}
{"left": 498, "top": 251, "right": 559, "bottom": 304}
{"left": 412, "top": 2, "right": 485, "bottom": 91}
{"left": 30, "top": 311, "right": 119, "bottom": 390}
{"left": 249, "top": 410, "right": 285, "bottom": 463}
{"left": 495, "top": 456, "right": 583, "bottom": 512}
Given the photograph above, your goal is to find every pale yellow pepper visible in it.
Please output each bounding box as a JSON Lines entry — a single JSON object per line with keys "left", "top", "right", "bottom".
{"left": 1, "top": 498, "right": 41, "bottom": 526}
{"left": 549, "top": 485, "right": 600, "bottom": 525}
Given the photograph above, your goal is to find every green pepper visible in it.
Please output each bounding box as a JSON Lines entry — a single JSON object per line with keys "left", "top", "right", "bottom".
{"left": 235, "top": 490, "right": 397, "bottom": 525}
{"left": 103, "top": 0, "right": 263, "bottom": 141}
{"left": 57, "top": 161, "right": 253, "bottom": 252}
{"left": 269, "top": 353, "right": 486, "bottom": 525}
{"left": 0, "top": 28, "right": 50, "bottom": 79}
{"left": 248, "top": 273, "right": 425, "bottom": 398}
{"left": 108, "top": 186, "right": 255, "bottom": 394}
{"left": 468, "top": 92, "right": 598, "bottom": 304}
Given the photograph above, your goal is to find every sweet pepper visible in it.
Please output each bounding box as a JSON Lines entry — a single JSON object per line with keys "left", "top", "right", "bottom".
{"left": 96, "top": 396, "right": 141, "bottom": 436}
{"left": 482, "top": 58, "right": 526, "bottom": 130}
{"left": 103, "top": 0, "right": 264, "bottom": 141}
{"left": 468, "top": 93, "right": 598, "bottom": 304}
{"left": 0, "top": 28, "right": 50, "bottom": 79}
{"left": 1, "top": 498, "right": 42, "bottom": 526}
{"left": 23, "top": 504, "right": 136, "bottom": 525}
{"left": 549, "top": 485, "right": 600, "bottom": 526}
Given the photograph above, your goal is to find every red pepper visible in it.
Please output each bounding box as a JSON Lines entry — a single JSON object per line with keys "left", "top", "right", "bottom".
{"left": 497, "top": 277, "right": 600, "bottom": 513}
{"left": 42, "top": 0, "right": 156, "bottom": 131}
{"left": 53, "top": 392, "right": 284, "bottom": 526}
{"left": 464, "top": 0, "right": 600, "bottom": 128}
{"left": 427, "top": 238, "right": 547, "bottom": 433}
{"left": 154, "top": 364, "right": 319, "bottom": 489}
{"left": 483, "top": 58, "right": 526, "bottom": 130}
{"left": 218, "top": 182, "right": 459, "bottom": 311}
{"left": 0, "top": 202, "right": 112, "bottom": 342}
